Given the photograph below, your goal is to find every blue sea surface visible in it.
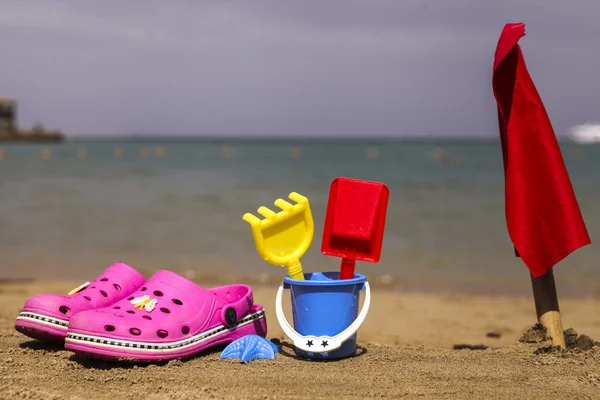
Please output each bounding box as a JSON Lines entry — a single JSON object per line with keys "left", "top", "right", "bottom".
{"left": 0, "top": 140, "right": 598, "bottom": 297}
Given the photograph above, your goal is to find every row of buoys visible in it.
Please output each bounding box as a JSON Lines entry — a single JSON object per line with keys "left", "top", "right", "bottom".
{"left": 139, "top": 146, "right": 165, "bottom": 157}
{"left": 32, "top": 147, "right": 168, "bottom": 160}
{"left": 0, "top": 145, "right": 588, "bottom": 163}
{"left": 219, "top": 146, "right": 378, "bottom": 159}
{"left": 0, "top": 146, "right": 386, "bottom": 161}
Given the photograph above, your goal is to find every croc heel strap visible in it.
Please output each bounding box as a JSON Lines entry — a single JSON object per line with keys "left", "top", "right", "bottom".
{"left": 209, "top": 285, "right": 254, "bottom": 327}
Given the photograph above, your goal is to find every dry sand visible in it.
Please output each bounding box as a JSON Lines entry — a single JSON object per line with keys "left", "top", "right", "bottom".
{"left": 2, "top": 280, "right": 600, "bottom": 399}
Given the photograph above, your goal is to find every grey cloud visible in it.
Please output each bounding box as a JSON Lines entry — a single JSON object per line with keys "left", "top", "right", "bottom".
{"left": 0, "top": 0, "right": 599, "bottom": 137}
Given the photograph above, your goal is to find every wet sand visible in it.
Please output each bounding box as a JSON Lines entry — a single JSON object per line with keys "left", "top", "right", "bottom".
{"left": 2, "top": 280, "right": 600, "bottom": 399}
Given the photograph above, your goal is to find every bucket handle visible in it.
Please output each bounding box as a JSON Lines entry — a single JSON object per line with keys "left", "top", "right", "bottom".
{"left": 275, "top": 281, "right": 371, "bottom": 353}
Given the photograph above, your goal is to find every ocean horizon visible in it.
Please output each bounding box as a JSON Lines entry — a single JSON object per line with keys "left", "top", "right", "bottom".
{"left": 53, "top": 134, "right": 562, "bottom": 143}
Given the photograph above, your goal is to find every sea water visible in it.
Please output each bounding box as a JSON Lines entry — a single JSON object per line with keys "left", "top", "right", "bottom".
{"left": 0, "top": 140, "right": 598, "bottom": 298}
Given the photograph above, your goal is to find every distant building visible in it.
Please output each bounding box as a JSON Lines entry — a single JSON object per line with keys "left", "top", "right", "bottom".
{"left": 0, "top": 97, "right": 63, "bottom": 142}
{"left": 0, "top": 97, "right": 17, "bottom": 132}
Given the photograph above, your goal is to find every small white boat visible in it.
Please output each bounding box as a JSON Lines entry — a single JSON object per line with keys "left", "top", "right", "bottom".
{"left": 567, "top": 124, "right": 600, "bottom": 144}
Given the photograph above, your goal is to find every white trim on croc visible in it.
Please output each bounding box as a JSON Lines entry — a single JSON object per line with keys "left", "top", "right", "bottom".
{"left": 16, "top": 312, "right": 69, "bottom": 330}
{"left": 65, "top": 309, "right": 265, "bottom": 353}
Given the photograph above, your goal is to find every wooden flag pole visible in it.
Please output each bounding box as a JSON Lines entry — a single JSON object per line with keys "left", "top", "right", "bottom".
{"left": 530, "top": 269, "right": 566, "bottom": 349}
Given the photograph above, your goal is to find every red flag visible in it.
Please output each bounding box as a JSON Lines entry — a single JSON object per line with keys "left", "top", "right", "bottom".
{"left": 492, "top": 22, "right": 591, "bottom": 278}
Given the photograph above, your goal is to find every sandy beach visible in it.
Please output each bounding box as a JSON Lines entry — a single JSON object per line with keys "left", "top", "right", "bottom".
{"left": 2, "top": 280, "right": 600, "bottom": 399}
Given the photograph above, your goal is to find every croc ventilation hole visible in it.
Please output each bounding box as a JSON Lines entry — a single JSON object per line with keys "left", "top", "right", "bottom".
{"left": 104, "top": 325, "right": 115, "bottom": 332}
{"left": 127, "top": 297, "right": 134, "bottom": 301}
{"left": 153, "top": 290, "right": 163, "bottom": 297}
{"left": 157, "top": 330, "right": 169, "bottom": 338}
{"left": 83, "top": 296, "right": 92, "bottom": 301}
{"left": 130, "top": 328, "right": 141, "bottom": 336}
{"left": 142, "top": 315, "right": 152, "bottom": 320}
{"left": 100, "top": 290, "right": 108, "bottom": 297}
{"left": 126, "top": 310, "right": 135, "bottom": 314}
{"left": 113, "top": 284, "right": 121, "bottom": 291}
{"left": 113, "top": 306, "right": 121, "bottom": 309}
{"left": 181, "top": 326, "right": 190, "bottom": 335}
{"left": 141, "top": 287, "right": 147, "bottom": 292}
{"left": 160, "top": 307, "right": 171, "bottom": 314}
{"left": 100, "top": 278, "right": 109, "bottom": 282}
{"left": 172, "top": 299, "right": 183, "bottom": 306}
{"left": 59, "top": 305, "right": 71, "bottom": 315}
{"left": 90, "top": 286, "right": 96, "bottom": 289}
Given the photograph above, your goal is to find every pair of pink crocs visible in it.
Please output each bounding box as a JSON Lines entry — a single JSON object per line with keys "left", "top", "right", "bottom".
{"left": 15, "top": 262, "right": 267, "bottom": 361}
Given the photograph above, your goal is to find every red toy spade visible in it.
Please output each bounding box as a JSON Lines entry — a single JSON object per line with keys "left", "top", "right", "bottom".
{"left": 321, "top": 177, "right": 389, "bottom": 280}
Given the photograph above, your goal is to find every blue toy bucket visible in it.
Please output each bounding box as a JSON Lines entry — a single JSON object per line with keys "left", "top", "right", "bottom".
{"left": 275, "top": 271, "right": 370, "bottom": 360}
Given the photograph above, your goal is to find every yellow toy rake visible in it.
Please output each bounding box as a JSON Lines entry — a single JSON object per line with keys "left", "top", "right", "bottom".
{"left": 242, "top": 192, "right": 314, "bottom": 280}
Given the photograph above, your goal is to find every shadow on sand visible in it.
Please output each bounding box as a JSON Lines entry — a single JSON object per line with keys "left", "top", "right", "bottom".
{"left": 67, "top": 344, "right": 227, "bottom": 370}
{"left": 19, "top": 339, "right": 65, "bottom": 353}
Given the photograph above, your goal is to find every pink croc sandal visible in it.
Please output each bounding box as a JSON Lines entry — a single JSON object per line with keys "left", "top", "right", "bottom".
{"left": 15, "top": 262, "right": 146, "bottom": 342}
{"left": 64, "top": 270, "right": 268, "bottom": 361}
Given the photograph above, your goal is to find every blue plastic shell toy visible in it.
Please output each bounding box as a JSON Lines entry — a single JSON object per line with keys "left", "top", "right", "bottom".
{"left": 220, "top": 334, "right": 278, "bottom": 363}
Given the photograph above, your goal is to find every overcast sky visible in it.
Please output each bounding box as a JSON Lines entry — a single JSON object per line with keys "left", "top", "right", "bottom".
{"left": 1, "top": 1, "right": 599, "bottom": 138}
